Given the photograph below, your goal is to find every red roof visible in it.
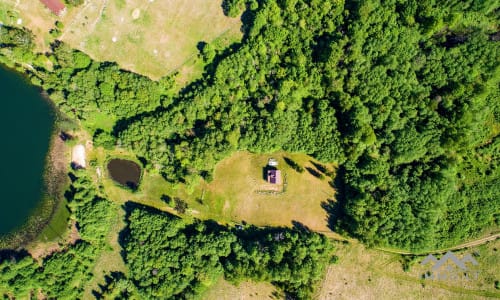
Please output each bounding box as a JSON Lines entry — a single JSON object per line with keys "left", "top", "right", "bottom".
{"left": 40, "top": 0, "right": 66, "bottom": 16}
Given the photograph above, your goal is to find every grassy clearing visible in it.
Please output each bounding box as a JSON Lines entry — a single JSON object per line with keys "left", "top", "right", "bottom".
{"left": 204, "top": 278, "right": 281, "bottom": 300}
{"left": 198, "top": 151, "right": 336, "bottom": 230}
{"left": 318, "top": 240, "right": 500, "bottom": 299}
{"left": 0, "top": 0, "right": 241, "bottom": 81}
{"left": 35, "top": 199, "right": 70, "bottom": 242}
{"left": 60, "top": 0, "right": 242, "bottom": 80}
{"left": 90, "top": 149, "right": 336, "bottom": 232}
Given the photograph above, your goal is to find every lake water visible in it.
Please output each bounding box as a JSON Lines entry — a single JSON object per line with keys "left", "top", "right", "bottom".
{"left": 0, "top": 67, "right": 55, "bottom": 236}
{"left": 107, "top": 159, "right": 142, "bottom": 190}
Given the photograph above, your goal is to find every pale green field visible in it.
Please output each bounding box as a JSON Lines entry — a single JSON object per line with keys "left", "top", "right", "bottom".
{"left": 0, "top": 0, "right": 242, "bottom": 81}
{"left": 60, "top": 0, "right": 242, "bottom": 81}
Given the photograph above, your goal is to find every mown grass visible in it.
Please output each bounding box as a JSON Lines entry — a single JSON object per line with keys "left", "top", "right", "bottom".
{"left": 203, "top": 278, "right": 281, "bottom": 300}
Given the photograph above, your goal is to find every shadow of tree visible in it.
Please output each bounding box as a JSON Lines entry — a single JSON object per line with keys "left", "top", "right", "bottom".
{"left": 321, "top": 166, "right": 349, "bottom": 234}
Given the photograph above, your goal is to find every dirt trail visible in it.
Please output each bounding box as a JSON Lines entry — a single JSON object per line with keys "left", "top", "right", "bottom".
{"left": 375, "top": 232, "right": 500, "bottom": 255}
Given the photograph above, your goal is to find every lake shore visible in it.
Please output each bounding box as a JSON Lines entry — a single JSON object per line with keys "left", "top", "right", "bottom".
{"left": 0, "top": 129, "right": 70, "bottom": 250}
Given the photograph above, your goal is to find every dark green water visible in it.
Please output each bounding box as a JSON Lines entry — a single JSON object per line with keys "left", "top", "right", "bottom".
{"left": 0, "top": 67, "right": 55, "bottom": 236}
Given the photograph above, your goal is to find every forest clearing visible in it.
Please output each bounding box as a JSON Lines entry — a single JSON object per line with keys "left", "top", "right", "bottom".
{"left": 0, "top": 0, "right": 498, "bottom": 298}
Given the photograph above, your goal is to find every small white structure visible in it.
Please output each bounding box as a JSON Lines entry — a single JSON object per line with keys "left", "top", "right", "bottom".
{"left": 268, "top": 158, "right": 278, "bottom": 167}
{"left": 72, "top": 145, "right": 86, "bottom": 169}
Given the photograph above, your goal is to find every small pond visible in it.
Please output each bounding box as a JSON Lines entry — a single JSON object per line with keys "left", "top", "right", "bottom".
{"left": 107, "top": 159, "right": 142, "bottom": 190}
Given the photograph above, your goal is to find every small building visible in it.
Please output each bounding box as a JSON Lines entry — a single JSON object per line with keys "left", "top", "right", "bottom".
{"left": 268, "top": 158, "right": 278, "bottom": 167}
{"left": 40, "top": 0, "right": 66, "bottom": 16}
{"left": 267, "top": 169, "right": 282, "bottom": 185}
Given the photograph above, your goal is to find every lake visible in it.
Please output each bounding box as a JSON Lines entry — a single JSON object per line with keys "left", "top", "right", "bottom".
{"left": 107, "top": 159, "right": 142, "bottom": 190}
{"left": 0, "top": 67, "right": 55, "bottom": 236}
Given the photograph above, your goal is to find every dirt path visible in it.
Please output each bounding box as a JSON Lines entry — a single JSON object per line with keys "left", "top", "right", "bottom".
{"left": 375, "top": 232, "right": 500, "bottom": 255}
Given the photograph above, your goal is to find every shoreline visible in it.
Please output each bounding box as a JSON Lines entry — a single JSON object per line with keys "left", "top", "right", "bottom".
{"left": 0, "top": 127, "right": 70, "bottom": 250}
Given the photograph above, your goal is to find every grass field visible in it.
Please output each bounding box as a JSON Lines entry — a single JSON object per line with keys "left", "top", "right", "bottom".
{"left": 204, "top": 278, "right": 281, "bottom": 300}
{"left": 60, "top": 0, "right": 242, "bottom": 81}
{"left": 90, "top": 150, "right": 337, "bottom": 233}
{"left": 318, "top": 240, "right": 500, "bottom": 300}
{"left": 0, "top": 0, "right": 242, "bottom": 81}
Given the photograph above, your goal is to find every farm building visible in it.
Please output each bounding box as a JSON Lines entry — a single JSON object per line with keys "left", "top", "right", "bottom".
{"left": 39, "top": 0, "right": 66, "bottom": 16}
{"left": 267, "top": 169, "right": 282, "bottom": 185}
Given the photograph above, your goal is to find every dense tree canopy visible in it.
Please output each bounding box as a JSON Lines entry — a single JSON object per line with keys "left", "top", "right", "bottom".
{"left": 0, "top": 0, "right": 498, "bottom": 252}
{"left": 122, "top": 205, "right": 333, "bottom": 299}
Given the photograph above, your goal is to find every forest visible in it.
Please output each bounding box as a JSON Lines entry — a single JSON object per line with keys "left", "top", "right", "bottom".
{"left": 0, "top": 173, "right": 332, "bottom": 299}
{"left": 0, "top": 1, "right": 499, "bottom": 297}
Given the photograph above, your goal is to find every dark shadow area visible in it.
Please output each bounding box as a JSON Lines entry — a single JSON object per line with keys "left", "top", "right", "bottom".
{"left": 309, "top": 161, "right": 328, "bottom": 174}
{"left": 443, "top": 33, "right": 469, "bottom": 49}
{"left": 490, "top": 31, "right": 500, "bottom": 41}
{"left": 196, "top": 41, "right": 208, "bottom": 53}
{"left": 160, "top": 194, "right": 172, "bottom": 205}
{"left": 284, "top": 157, "right": 304, "bottom": 173}
{"left": 70, "top": 162, "right": 85, "bottom": 170}
{"left": 305, "top": 167, "right": 323, "bottom": 179}
{"left": 291, "top": 220, "right": 311, "bottom": 233}
{"left": 263, "top": 165, "right": 277, "bottom": 181}
{"left": 0, "top": 249, "right": 30, "bottom": 263}
{"left": 59, "top": 131, "right": 72, "bottom": 141}
{"left": 321, "top": 166, "right": 349, "bottom": 234}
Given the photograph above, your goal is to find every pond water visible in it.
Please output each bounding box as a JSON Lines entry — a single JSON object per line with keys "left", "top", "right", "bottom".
{"left": 0, "top": 67, "right": 55, "bottom": 236}
{"left": 107, "top": 159, "right": 142, "bottom": 189}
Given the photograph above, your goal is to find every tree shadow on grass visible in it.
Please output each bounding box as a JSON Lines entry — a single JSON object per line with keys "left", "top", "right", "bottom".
{"left": 321, "top": 166, "right": 350, "bottom": 234}
{"left": 305, "top": 167, "right": 323, "bottom": 179}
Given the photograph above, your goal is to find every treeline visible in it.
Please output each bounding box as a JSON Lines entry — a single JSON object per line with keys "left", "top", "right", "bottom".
{"left": 122, "top": 204, "right": 333, "bottom": 299}
{"left": 0, "top": 173, "right": 332, "bottom": 299}
{"left": 1, "top": 0, "right": 499, "bottom": 251}
{"left": 0, "top": 172, "right": 114, "bottom": 298}
{"left": 118, "top": 0, "right": 500, "bottom": 250}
